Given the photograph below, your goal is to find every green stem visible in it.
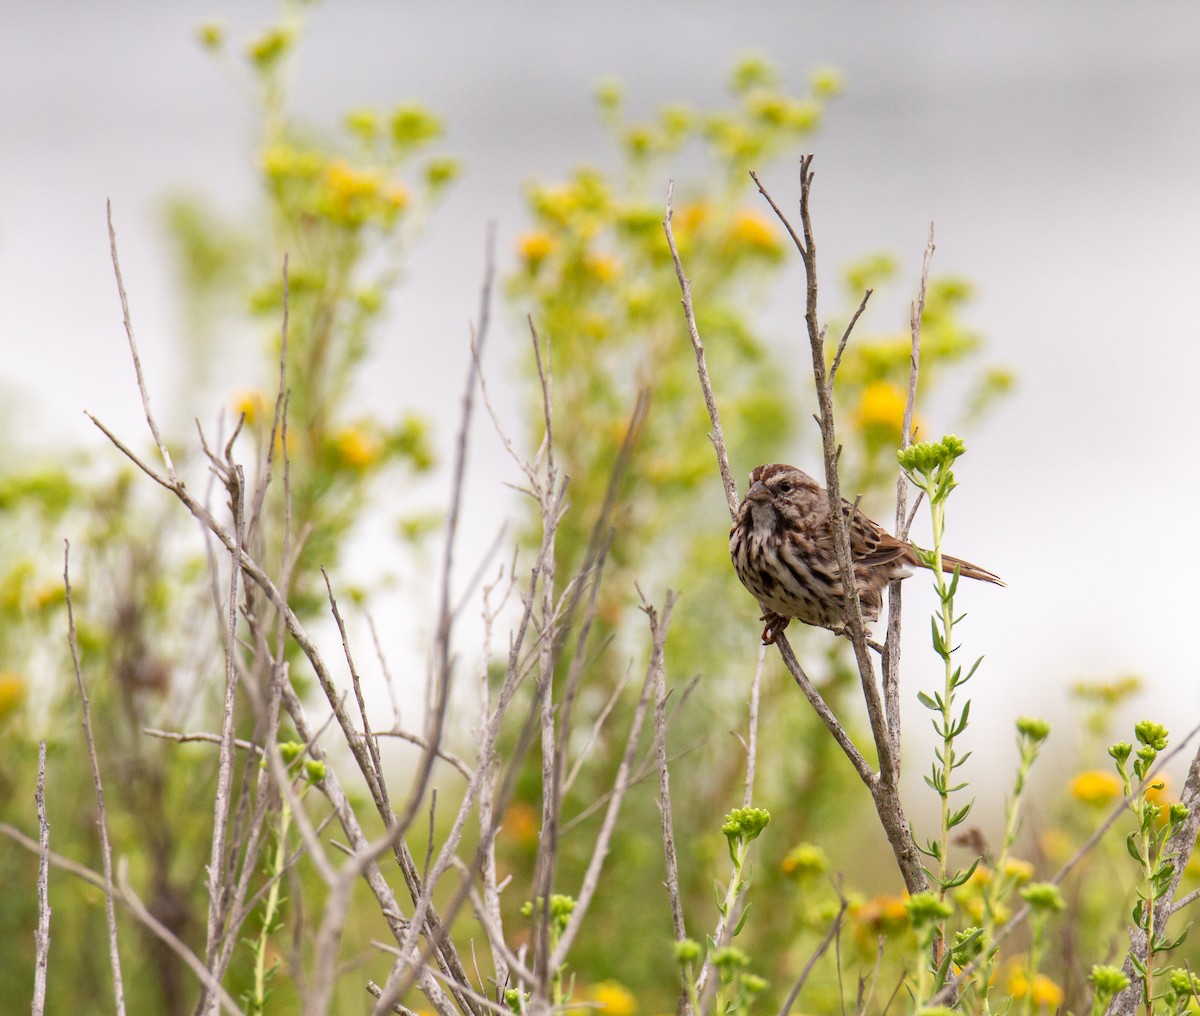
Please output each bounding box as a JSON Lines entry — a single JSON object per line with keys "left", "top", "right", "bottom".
{"left": 253, "top": 798, "right": 292, "bottom": 1013}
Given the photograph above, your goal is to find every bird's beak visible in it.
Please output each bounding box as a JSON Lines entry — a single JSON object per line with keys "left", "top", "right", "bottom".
{"left": 746, "top": 480, "right": 772, "bottom": 503}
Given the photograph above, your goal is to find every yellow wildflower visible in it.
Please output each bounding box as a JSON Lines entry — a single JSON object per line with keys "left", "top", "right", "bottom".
{"left": 585, "top": 252, "right": 620, "bottom": 282}
{"left": 32, "top": 584, "right": 66, "bottom": 611}
{"left": 1008, "top": 967, "right": 1064, "bottom": 1010}
{"left": 0, "top": 672, "right": 27, "bottom": 721}
{"left": 728, "top": 209, "right": 782, "bottom": 255}
{"left": 517, "top": 231, "right": 555, "bottom": 266}
{"left": 334, "top": 428, "right": 381, "bottom": 470}
{"left": 854, "top": 381, "right": 908, "bottom": 435}
{"left": 1069, "top": 769, "right": 1122, "bottom": 807}
{"left": 853, "top": 894, "right": 910, "bottom": 937}
{"left": 589, "top": 981, "right": 636, "bottom": 1016}
{"left": 1002, "top": 858, "right": 1036, "bottom": 884}
{"left": 780, "top": 842, "right": 828, "bottom": 881}
{"left": 501, "top": 801, "right": 539, "bottom": 846}
{"left": 234, "top": 390, "right": 267, "bottom": 425}
{"left": 383, "top": 182, "right": 410, "bottom": 215}
{"left": 319, "top": 159, "right": 384, "bottom": 226}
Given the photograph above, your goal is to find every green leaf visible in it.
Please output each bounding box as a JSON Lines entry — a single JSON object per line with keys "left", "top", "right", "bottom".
{"left": 917, "top": 690, "right": 939, "bottom": 711}
{"left": 1126, "top": 832, "right": 1143, "bottom": 864}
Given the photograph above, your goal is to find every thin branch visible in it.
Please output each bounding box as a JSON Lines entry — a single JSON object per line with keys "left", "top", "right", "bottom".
{"left": 64, "top": 543, "right": 126, "bottom": 1016}
{"left": 779, "top": 897, "right": 848, "bottom": 1016}
{"left": 652, "top": 601, "right": 689, "bottom": 987}
{"left": 107, "top": 201, "right": 175, "bottom": 480}
{"left": 549, "top": 594, "right": 677, "bottom": 971}
{"left": 664, "top": 180, "right": 739, "bottom": 520}
{"left": 828, "top": 290, "right": 873, "bottom": 387}
{"left": 743, "top": 642, "right": 766, "bottom": 808}
{"left": 882, "top": 224, "right": 934, "bottom": 757}
{"left": 142, "top": 728, "right": 263, "bottom": 755}
{"left": 32, "top": 741, "right": 50, "bottom": 1016}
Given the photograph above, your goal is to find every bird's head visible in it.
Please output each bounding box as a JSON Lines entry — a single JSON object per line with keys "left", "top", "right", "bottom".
{"left": 742, "top": 464, "right": 819, "bottom": 534}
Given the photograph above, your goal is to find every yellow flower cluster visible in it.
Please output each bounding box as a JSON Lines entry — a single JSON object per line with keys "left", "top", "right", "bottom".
{"left": 333, "top": 427, "right": 382, "bottom": 470}
{"left": 261, "top": 146, "right": 409, "bottom": 229}
{"left": 1007, "top": 966, "right": 1064, "bottom": 1009}
{"left": 1069, "top": 769, "right": 1122, "bottom": 807}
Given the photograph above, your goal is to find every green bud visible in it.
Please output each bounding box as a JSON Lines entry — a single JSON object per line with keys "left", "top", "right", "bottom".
{"left": 673, "top": 938, "right": 702, "bottom": 965}
{"left": 742, "top": 973, "right": 768, "bottom": 994}
{"left": 279, "top": 741, "right": 304, "bottom": 764}
{"left": 1108, "top": 741, "right": 1133, "bottom": 764}
{"left": 1169, "top": 802, "right": 1190, "bottom": 825}
{"left": 906, "top": 891, "right": 953, "bottom": 927}
{"left": 1135, "top": 720, "right": 1169, "bottom": 752}
{"left": 1019, "top": 882, "right": 1065, "bottom": 913}
{"left": 1090, "top": 965, "right": 1131, "bottom": 996}
{"left": 1016, "top": 716, "right": 1051, "bottom": 743}
{"left": 711, "top": 946, "right": 748, "bottom": 972}
{"left": 303, "top": 759, "right": 326, "bottom": 784}
{"left": 722, "top": 807, "right": 771, "bottom": 843}
{"left": 1168, "top": 968, "right": 1199, "bottom": 997}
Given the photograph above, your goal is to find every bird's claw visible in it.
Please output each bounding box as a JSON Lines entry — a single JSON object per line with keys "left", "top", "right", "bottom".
{"left": 758, "top": 611, "right": 789, "bottom": 646}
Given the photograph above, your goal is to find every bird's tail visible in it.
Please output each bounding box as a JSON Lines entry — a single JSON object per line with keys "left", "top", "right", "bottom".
{"left": 936, "top": 552, "right": 1005, "bottom": 587}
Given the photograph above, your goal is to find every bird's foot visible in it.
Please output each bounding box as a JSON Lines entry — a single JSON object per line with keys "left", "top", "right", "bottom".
{"left": 758, "top": 611, "right": 790, "bottom": 646}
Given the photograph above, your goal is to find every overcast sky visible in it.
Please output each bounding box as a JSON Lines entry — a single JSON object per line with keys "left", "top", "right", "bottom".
{"left": 3, "top": 2, "right": 1199, "bottom": 790}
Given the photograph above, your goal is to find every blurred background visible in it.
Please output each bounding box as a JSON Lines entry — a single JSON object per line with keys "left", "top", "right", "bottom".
{"left": 2, "top": 2, "right": 1199, "bottom": 1012}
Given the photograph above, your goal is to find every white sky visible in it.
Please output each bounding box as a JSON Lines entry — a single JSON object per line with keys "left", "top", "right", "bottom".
{"left": 2, "top": 1, "right": 1199, "bottom": 792}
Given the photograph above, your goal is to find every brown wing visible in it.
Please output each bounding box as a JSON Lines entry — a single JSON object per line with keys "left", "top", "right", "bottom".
{"left": 841, "top": 500, "right": 914, "bottom": 569}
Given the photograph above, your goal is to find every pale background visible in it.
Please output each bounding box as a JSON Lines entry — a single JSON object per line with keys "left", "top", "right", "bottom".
{"left": 2, "top": 2, "right": 1199, "bottom": 794}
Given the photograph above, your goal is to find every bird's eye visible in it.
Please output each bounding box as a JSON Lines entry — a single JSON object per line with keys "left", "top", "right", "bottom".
{"left": 777, "top": 482, "right": 791, "bottom": 493}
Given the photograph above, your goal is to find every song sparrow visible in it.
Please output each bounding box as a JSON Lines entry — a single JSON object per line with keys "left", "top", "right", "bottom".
{"left": 730, "top": 463, "right": 1003, "bottom": 644}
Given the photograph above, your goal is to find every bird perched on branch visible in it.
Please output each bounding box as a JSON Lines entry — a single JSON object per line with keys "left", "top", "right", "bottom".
{"left": 730, "top": 463, "right": 1003, "bottom": 645}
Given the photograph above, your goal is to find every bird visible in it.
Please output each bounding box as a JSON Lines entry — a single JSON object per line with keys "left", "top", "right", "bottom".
{"left": 730, "top": 463, "right": 1003, "bottom": 645}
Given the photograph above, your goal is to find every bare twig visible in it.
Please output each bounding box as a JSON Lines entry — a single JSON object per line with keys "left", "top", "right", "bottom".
{"left": 743, "top": 643, "right": 766, "bottom": 808}
{"left": 549, "top": 593, "right": 677, "bottom": 971}
{"left": 107, "top": 201, "right": 175, "bottom": 481}
{"left": 200, "top": 462, "right": 245, "bottom": 1007}
{"left": 142, "top": 728, "right": 263, "bottom": 755}
{"left": 653, "top": 612, "right": 689, "bottom": 968}
{"left": 64, "top": 543, "right": 127, "bottom": 1016}
{"left": 829, "top": 290, "right": 873, "bottom": 386}
{"left": 32, "top": 741, "right": 50, "bottom": 1016}
{"left": 779, "top": 897, "right": 848, "bottom": 1016}
{"left": 664, "top": 181, "right": 739, "bottom": 520}
{"left": 882, "top": 225, "right": 935, "bottom": 758}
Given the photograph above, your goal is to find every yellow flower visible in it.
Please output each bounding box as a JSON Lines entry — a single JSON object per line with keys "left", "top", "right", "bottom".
{"left": 677, "top": 200, "right": 711, "bottom": 234}
{"left": 383, "top": 182, "right": 410, "bottom": 214}
{"left": 1008, "top": 967, "right": 1064, "bottom": 1010}
{"left": 501, "top": 801, "right": 539, "bottom": 846}
{"left": 584, "top": 252, "right": 620, "bottom": 282}
{"left": 32, "top": 584, "right": 66, "bottom": 611}
{"left": 728, "top": 209, "right": 782, "bottom": 255}
{"left": 852, "top": 894, "right": 910, "bottom": 937}
{"left": 0, "top": 672, "right": 27, "bottom": 721}
{"left": 1036, "top": 830, "right": 1075, "bottom": 863}
{"left": 854, "top": 381, "right": 908, "bottom": 435}
{"left": 334, "top": 428, "right": 381, "bottom": 470}
{"left": 234, "top": 390, "right": 267, "bottom": 425}
{"left": 781, "top": 842, "right": 828, "bottom": 881}
{"left": 1002, "top": 858, "right": 1035, "bottom": 885}
{"left": 589, "top": 981, "right": 636, "bottom": 1016}
{"left": 1070, "top": 769, "right": 1122, "bottom": 807}
{"left": 517, "top": 231, "right": 555, "bottom": 265}
{"left": 319, "top": 159, "right": 384, "bottom": 226}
